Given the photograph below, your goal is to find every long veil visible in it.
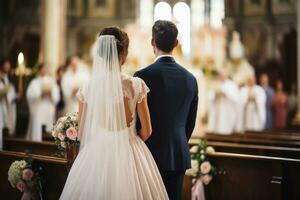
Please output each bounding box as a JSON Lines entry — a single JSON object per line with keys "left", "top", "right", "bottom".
{"left": 61, "top": 35, "right": 139, "bottom": 199}
{"left": 79, "top": 35, "right": 128, "bottom": 148}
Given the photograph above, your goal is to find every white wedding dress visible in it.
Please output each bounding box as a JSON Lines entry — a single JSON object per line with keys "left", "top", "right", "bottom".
{"left": 60, "top": 35, "right": 168, "bottom": 200}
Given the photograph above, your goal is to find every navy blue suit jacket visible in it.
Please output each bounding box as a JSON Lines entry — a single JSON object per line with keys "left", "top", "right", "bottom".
{"left": 134, "top": 56, "right": 198, "bottom": 171}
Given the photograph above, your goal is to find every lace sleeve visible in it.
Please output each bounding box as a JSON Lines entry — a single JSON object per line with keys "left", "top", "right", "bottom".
{"left": 136, "top": 78, "right": 150, "bottom": 103}
{"left": 76, "top": 84, "right": 89, "bottom": 102}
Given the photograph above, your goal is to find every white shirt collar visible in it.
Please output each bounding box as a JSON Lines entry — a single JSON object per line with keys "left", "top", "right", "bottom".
{"left": 154, "top": 55, "right": 174, "bottom": 62}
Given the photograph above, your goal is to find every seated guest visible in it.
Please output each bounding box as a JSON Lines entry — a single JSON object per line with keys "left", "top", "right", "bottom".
{"left": 62, "top": 56, "right": 90, "bottom": 114}
{"left": 207, "top": 70, "right": 239, "bottom": 134}
{"left": 259, "top": 73, "right": 274, "bottom": 130}
{"left": 26, "top": 64, "right": 60, "bottom": 141}
{"left": 237, "top": 75, "right": 266, "bottom": 132}
{"left": 272, "top": 80, "right": 288, "bottom": 129}
{"left": 0, "top": 59, "right": 17, "bottom": 135}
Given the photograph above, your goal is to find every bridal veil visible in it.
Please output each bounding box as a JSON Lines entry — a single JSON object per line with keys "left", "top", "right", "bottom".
{"left": 60, "top": 35, "right": 139, "bottom": 200}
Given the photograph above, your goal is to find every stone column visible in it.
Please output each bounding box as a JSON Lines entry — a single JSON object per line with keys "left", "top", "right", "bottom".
{"left": 139, "top": 0, "right": 153, "bottom": 27}
{"left": 191, "top": 0, "right": 205, "bottom": 29}
{"left": 40, "top": 0, "right": 66, "bottom": 75}
{"left": 297, "top": 0, "right": 300, "bottom": 102}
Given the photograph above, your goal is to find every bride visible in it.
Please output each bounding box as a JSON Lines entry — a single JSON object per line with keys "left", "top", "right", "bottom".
{"left": 60, "top": 27, "right": 168, "bottom": 199}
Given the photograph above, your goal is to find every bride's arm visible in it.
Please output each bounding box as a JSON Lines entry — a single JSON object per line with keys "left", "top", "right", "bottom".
{"left": 77, "top": 101, "right": 85, "bottom": 139}
{"left": 137, "top": 95, "right": 152, "bottom": 141}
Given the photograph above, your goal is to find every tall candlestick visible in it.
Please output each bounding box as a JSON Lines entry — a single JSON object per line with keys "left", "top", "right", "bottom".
{"left": 15, "top": 52, "right": 31, "bottom": 97}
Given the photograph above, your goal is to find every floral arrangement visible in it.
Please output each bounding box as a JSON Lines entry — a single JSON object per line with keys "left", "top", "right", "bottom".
{"left": 186, "top": 140, "right": 217, "bottom": 185}
{"left": 52, "top": 112, "right": 80, "bottom": 156}
{"left": 8, "top": 154, "right": 42, "bottom": 198}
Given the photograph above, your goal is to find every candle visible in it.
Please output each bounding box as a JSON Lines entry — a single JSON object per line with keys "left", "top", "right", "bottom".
{"left": 18, "top": 52, "right": 24, "bottom": 66}
{"left": 15, "top": 52, "right": 31, "bottom": 97}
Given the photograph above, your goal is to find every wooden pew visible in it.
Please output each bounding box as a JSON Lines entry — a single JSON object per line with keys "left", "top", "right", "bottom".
{"left": 183, "top": 152, "right": 300, "bottom": 200}
{"left": 247, "top": 130, "right": 300, "bottom": 136}
{"left": 0, "top": 151, "right": 69, "bottom": 199}
{"left": 43, "top": 133, "right": 54, "bottom": 141}
{"left": 3, "top": 138, "right": 57, "bottom": 157}
{"left": 241, "top": 132, "right": 300, "bottom": 142}
{"left": 201, "top": 133, "right": 300, "bottom": 148}
{"left": 189, "top": 139, "right": 300, "bottom": 159}
{"left": 208, "top": 132, "right": 300, "bottom": 142}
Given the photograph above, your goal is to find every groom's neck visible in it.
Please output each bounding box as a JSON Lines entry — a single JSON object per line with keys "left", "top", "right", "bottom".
{"left": 155, "top": 49, "right": 173, "bottom": 58}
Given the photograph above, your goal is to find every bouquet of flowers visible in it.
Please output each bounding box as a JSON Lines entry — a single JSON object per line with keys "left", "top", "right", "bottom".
{"left": 8, "top": 155, "right": 42, "bottom": 199}
{"left": 52, "top": 112, "right": 80, "bottom": 156}
{"left": 186, "top": 140, "right": 217, "bottom": 185}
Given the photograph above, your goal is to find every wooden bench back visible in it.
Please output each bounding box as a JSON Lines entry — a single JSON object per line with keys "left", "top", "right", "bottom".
{"left": 201, "top": 133, "right": 300, "bottom": 148}
{"left": 3, "top": 138, "right": 57, "bottom": 157}
{"left": 0, "top": 151, "right": 69, "bottom": 199}
{"left": 189, "top": 139, "right": 300, "bottom": 159}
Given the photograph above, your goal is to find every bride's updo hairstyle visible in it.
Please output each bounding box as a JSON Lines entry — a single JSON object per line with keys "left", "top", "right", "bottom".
{"left": 99, "top": 27, "right": 129, "bottom": 64}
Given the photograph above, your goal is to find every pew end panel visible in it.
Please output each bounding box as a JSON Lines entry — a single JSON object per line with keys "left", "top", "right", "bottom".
{"left": 205, "top": 152, "right": 300, "bottom": 200}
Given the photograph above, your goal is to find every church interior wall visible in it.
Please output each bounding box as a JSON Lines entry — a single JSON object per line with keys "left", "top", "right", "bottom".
{"left": 224, "top": 0, "right": 297, "bottom": 92}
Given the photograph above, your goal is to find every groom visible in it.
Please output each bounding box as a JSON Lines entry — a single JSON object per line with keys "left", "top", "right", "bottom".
{"left": 135, "top": 20, "right": 198, "bottom": 200}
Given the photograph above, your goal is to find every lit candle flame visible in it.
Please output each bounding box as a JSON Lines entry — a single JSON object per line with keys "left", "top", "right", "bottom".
{"left": 18, "top": 52, "right": 24, "bottom": 65}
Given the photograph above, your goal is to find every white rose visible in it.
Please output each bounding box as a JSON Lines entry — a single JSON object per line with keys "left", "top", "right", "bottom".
{"left": 186, "top": 159, "right": 199, "bottom": 177}
{"left": 58, "top": 133, "right": 65, "bottom": 141}
{"left": 186, "top": 168, "right": 197, "bottom": 177}
{"left": 61, "top": 116, "right": 67, "bottom": 122}
{"left": 190, "top": 145, "right": 199, "bottom": 153}
{"left": 19, "top": 160, "right": 27, "bottom": 169}
{"left": 191, "top": 159, "right": 199, "bottom": 171}
{"left": 206, "top": 146, "right": 215, "bottom": 154}
{"left": 60, "top": 142, "right": 67, "bottom": 149}
{"left": 52, "top": 131, "right": 58, "bottom": 138}
{"left": 71, "top": 115, "right": 77, "bottom": 122}
{"left": 200, "top": 150, "right": 204, "bottom": 154}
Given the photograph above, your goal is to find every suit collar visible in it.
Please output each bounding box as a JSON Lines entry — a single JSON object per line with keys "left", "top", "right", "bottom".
{"left": 155, "top": 56, "right": 176, "bottom": 63}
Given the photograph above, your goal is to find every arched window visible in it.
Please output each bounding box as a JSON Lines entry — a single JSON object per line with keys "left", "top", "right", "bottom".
{"left": 210, "top": 0, "right": 224, "bottom": 28}
{"left": 173, "top": 2, "right": 191, "bottom": 57}
{"left": 139, "top": 0, "right": 153, "bottom": 27}
{"left": 154, "top": 2, "right": 172, "bottom": 21}
{"left": 191, "top": 0, "right": 205, "bottom": 28}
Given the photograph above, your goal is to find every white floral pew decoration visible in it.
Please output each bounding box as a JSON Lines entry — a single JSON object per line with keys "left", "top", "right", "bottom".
{"left": 8, "top": 154, "right": 43, "bottom": 200}
{"left": 52, "top": 112, "right": 80, "bottom": 160}
{"left": 186, "top": 140, "right": 216, "bottom": 200}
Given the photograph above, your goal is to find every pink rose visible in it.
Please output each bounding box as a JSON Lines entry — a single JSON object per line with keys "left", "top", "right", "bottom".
{"left": 58, "top": 133, "right": 65, "bottom": 141}
{"left": 201, "top": 175, "right": 212, "bottom": 185}
{"left": 66, "top": 127, "right": 78, "bottom": 141}
{"left": 200, "top": 161, "right": 211, "bottom": 174}
{"left": 16, "top": 181, "right": 26, "bottom": 192}
{"left": 22, "top": 169, "right": 34, "bottom": 181}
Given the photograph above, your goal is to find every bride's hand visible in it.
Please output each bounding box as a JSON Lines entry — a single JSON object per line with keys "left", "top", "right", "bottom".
{"left": 137, "top": 95, "right": 152, "bottom": 141}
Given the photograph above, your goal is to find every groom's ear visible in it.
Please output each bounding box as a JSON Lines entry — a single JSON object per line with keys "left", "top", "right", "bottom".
{"left": 174, "top": 39, "right": 179, "bottom": 48}
{"left": 151, "top": 38, "right": 156, "bottom": 47}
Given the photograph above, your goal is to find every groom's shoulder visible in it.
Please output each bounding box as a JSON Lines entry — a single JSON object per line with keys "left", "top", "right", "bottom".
{"left": 176, "top": 63, "right": 197, "bottom": 82}
{"left": 134, "top": 63, "right": 157, "bottom": 77}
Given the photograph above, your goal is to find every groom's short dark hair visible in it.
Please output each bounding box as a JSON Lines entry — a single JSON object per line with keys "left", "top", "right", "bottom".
{"left": 152, "top": 20, "right": 178, "bottom": 52}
